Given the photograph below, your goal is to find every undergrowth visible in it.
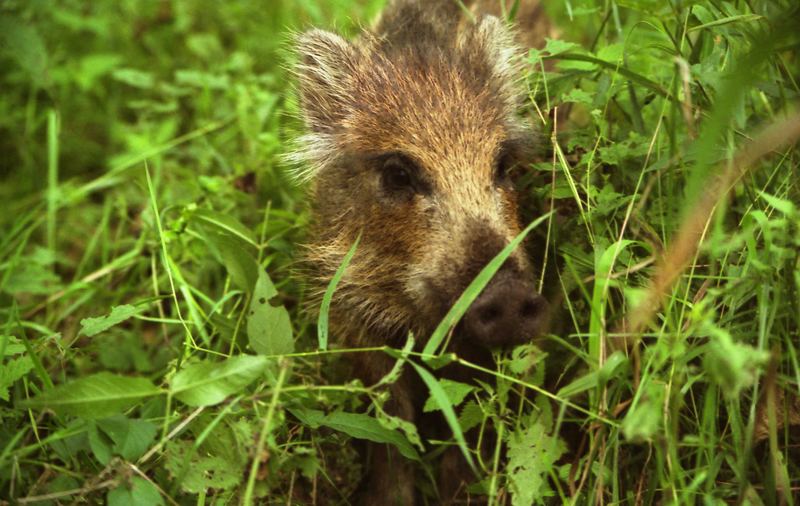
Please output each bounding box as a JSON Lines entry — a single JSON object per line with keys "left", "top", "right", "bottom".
{"left": 1, "top": 0, "right": 799, "bottom": 504}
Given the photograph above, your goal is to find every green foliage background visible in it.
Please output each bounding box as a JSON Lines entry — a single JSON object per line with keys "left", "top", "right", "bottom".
{"left": 1, "top": 0, "right": 799, "bottom": 504}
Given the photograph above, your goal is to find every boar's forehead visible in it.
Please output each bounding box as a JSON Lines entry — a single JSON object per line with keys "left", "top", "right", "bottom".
{"left": 343, "top": 52, "right": 509, "bottom": 178}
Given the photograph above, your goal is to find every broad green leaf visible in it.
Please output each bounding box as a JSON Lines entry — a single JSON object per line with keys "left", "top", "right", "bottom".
{"left": 290, "top": 408, "right": 420, "bottom": 461}
{"left": 19, "top": 372, "right": 162, "bottom": 418}
{"left": 212, "top": 239, "right": 259, "bottom": 293}
{"left": 247, "top": 270, "right": 293, "bottom": 356}
{"left": 0, "top": 335, "right": 26, "bottom": 356}
{"left": 88, "top": 423, "right": 114, "bottom": 465}
{"left": 423, "top": 379, "right": 475, "bottom": 413}
{"left": 0, "top": 15, "right": 48, "bottom": 85}
{"left": 107, "top": 477, "right": 164, "bottom": 506}
{"left": 75, "top": 53, "right": 122, "bottom": 90}
{"left": 541, "top": 38, "right": 581, "bottom": 56}
{"left": 170, "top": 355, "right": 268, "bottom": 407}
{"left": 3, "top": 262, "right": 61, "bottom": 295}
{"left": 191, "top": 208, "right": 258, "bottom": 248}
{"left": 318, "top": 235, "right": 360, "bottom": 350}
{"left": 80, "top": 305, "right": 144, "bottom": 337}
{"left": 410, "top": 361, "right": 475, "bottom": 471}
{"left": 758, "top": 190, "right": 797, "bottom": 216}
{"left": 189, "top": 207, "right": 260, "bottom": 292}
{"left": 423, "top": 213, "right": 551, "bottom": 357}
{"left": 97, "top": 415, "right": 158, "bottom": 462}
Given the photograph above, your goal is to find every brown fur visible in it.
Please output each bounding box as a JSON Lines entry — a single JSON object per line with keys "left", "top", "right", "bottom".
{"left": 291, "top": 1, "right": 552, "bottom": 504}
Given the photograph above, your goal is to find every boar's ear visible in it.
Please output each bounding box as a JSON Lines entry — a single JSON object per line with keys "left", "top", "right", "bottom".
{"left": 295, "top": 29, "right": 358, "bottom": 133}
{"left": 461, "top": 16, "right": 525, "bottom": 110}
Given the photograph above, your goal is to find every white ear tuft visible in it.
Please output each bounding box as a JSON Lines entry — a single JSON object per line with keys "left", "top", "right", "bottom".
{"left": 459, "top": 15, "right": 525, "bottom": 111}
{"left": 288, "top": 30, "right": 358, "bottom": 183}
{"left": 475, "top": 16, "right": 522, "bottom": 83}
{"left": 294, "top": 29, "right": 358, "bottom": 133}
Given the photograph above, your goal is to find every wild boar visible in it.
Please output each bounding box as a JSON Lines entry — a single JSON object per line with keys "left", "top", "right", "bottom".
{"left": 291, "top": 0, "right": 554, "bottom": 503}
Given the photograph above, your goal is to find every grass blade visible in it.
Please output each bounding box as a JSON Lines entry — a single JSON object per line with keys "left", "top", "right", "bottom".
{"left": 317, "top": 234, "right": 360, "bottom": 350}
{"left": 409, "top": 360, "right": 476, "bottom": 473}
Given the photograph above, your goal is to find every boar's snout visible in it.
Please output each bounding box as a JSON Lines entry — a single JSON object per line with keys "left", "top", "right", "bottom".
{"left": 462, "top": 271, "right": 548, "bottom": 349}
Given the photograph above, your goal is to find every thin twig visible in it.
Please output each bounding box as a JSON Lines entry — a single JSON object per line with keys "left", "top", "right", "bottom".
{"left": 17, "top": 479, "right": 118, "bottom": 504}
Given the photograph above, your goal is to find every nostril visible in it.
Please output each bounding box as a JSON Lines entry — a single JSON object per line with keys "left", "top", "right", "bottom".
{"left": 478, "top": 304, "right": 502, "bottom": 324}
{"left": 519, "top": 296, "right": 544, "bottom": 319}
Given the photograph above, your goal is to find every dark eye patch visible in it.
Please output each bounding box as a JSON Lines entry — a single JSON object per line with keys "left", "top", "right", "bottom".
{"left": 373, "top": 152, "right": 432, "bottom": 196}
{"left": 493, "top": 139, "right": 530, "bottom": 184}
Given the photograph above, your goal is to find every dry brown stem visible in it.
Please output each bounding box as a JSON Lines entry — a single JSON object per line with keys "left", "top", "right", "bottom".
{"left": 623, "top": 109, "right": 800, "bottom": 338}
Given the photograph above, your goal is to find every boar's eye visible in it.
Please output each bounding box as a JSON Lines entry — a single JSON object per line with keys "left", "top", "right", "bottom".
{"left": 494, "top": 148, "right": 516, "bottom": 184}
{"left": 380, "top": 155, "right": 418, "bottom": 193}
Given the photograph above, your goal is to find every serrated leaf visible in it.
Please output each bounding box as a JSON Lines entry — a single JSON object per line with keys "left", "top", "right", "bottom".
{"left": 1, "top": 335, "right": 27, "bottom": 356}
{"left": 507, "top": 416, "right": 566, "bottom": 506}
{"left": 247, "top": 270, "right": 293, "bottom": 355}
{"left": 410, "top": 361, "right": 475, "bottom": 472}
{"left": 80, "top": 305, "right": 144, "bottom": 337}
{"left": 423, "top": 379, "right": 475, "bottom": 413}
{"left": 290, "top": 408, "right": 420, "bottom": 461}
{"left": 165, "top": 440, "right": 243, "bottom": 493}
{"left": 0, "top": 356, "right": 33, "bottom": 401}
{"left": 107, "top": 477, "right": 164, "bottom": 506}
{"left": 170, "top": 355, "right": 268, "bottom": 407}
{"left": 621, "top": 380, "right": 666, "bottom": 442}
{"left": 19, "top": 372, "right": 162, "bottom": 418}
{"left": 458, "top": 400, "right": 485, "bottom": 433}
{"left": 703, "top": 324, "right": 769, "bottom": 399}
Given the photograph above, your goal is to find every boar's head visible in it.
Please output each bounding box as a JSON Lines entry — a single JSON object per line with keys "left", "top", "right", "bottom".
{"left": 290, "top": 10, "right": 549, "bottom": 353}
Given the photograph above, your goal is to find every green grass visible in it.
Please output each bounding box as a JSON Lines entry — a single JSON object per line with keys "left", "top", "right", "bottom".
{"left": 1, "top": 0, "right": 799, "bottom": 504}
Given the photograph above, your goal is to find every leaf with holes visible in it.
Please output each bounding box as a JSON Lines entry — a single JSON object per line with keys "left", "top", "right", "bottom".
{"left": 507, "top": 415, "right": 566, "bottom": 506}
{"left": 247, "top": 270, "right": 293, "bottom": 356}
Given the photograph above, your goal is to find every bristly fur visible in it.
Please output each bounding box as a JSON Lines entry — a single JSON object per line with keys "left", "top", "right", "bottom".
{"left": 287, "top": 3, "right": 530, "bottom": 184}
{"left": 289, "top": 1, "right": 550, "bottom": 503}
